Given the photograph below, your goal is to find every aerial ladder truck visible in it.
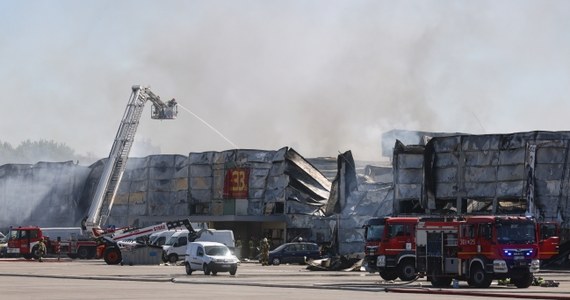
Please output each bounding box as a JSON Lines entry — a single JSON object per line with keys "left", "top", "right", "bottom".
{"left": 81, "top": 85, "right": 197, "bottom": 265}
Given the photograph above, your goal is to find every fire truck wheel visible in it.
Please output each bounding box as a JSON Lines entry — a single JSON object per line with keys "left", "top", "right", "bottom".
{"left": 103, "top": 247, "right": 122, "bottom": 265}
{"left": 512, "top": 273, "right": 533, "bottom": 288}
{"left": 398, "top": 260, "right": 417, "bottom": 281}
{"left": 87, "top": 248, "right": 96, "bottom": 259}
{"left": 430, "top": 273, "right": 452, "bottom": 288}
{"left": 468, "top": 264, "right": 492, "bottom": 288}
{"left": 77, "top": 247, "right": 89, "bottom": 259}
{"left": 379, "top": 269, "right": 398, "bottom": 281}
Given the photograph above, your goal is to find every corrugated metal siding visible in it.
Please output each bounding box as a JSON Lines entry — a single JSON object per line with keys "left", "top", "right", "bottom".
{"left": 106, "top": 155, "right": 189, "bottom": 227}
{"left": 394, "top": 131, "right": 570, "bottom": 234}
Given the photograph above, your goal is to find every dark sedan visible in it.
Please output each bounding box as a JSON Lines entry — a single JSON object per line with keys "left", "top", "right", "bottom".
{"left": 267, "top": 242, "right": 321, "bottom": 265}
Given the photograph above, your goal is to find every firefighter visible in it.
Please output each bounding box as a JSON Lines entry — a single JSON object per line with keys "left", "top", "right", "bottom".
{"left": 248, "top": 237, "right": 256, "bottom": 259}
{"left": 235, "top": 236, "right": 242, "bottom": 259}
{"left": 37, "top": 237, "right": 47, "bottom": 262}
{"left": 260, "top": 238, "right": 270, "bottom": 266}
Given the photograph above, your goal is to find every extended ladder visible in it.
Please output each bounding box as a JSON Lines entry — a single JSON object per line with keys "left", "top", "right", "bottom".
{"left": 85, "top": 85, "right": 177, "bottom": 235}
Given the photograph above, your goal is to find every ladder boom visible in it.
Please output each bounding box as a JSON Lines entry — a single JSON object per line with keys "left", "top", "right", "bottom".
{"left": 84, "top": 85, "right": 177, "bottom": 236}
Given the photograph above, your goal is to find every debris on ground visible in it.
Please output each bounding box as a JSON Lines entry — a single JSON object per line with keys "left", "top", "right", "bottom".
{"left": 500, "top": 277, "right": 560, "bottom": 288}
{"left": 306, "top": 256, "right": 363, "bottom": 271}
{"left": 541, "top": 280, "right": 560, "bottom": 287}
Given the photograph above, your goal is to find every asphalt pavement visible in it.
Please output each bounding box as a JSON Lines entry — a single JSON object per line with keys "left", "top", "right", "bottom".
{"left": 1, "top": 258, "right": 569, "bottom": 300}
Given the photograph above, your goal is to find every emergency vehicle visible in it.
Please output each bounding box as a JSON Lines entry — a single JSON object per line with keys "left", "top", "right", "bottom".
{"left": 363, "top": 216, "right": 419, "bottom": 281}
{"left": 416, "top": 215, "right": 540, "bottom": 288}
{"left": 6, "top": 226, "right": 97, "bottom": 259}
{"left": 364, "top": 215, "right": 559, "bottom": 286}
{"left": 537, "top": 221, "right": 560, "bottom": 261}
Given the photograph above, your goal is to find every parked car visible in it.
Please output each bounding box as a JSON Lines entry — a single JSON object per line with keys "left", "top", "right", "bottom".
{"left": 267, "top": 242, "right": 321, "bottom": 266}
{"left": 184, "top": 241, "right": 239, "bottom": 275}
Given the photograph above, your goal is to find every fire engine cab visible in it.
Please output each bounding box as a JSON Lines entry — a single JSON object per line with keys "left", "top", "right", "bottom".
{"left": 6, "top": 226, "right": 97, "bottom": 260}
{"left": 363, "top": 216, "right": 419, "bottom": 281}
{"left": 416, "top": 215, "right": 540, "bottom": 288}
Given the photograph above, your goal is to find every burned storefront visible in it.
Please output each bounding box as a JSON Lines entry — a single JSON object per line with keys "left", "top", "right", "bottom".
{"left": 185, "top": 147, "right": 333, "bottom": 255}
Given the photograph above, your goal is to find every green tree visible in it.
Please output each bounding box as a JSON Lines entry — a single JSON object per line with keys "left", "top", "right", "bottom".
{"left": 0, "top": 139, "right": 80, "bottom": 165}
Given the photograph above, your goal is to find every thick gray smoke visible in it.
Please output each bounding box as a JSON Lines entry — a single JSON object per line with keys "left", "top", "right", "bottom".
{"left": 1, "top": 1, "right": 569, "bottom": 162}
{"left": 0, "top": 162, "right": 90, "bottom": 229}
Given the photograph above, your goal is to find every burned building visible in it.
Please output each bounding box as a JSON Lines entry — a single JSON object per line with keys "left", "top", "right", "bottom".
{"left": 185, "top": 147, "right": 332, "bottom": 250}
{"left": 80, "top": 155, "right": 189, "bottom": 228}
{"left": 0, "top": 147, "right": 392, "bottom": 257}
{"left": 393, "top": 131, "right": 570, "bottom": 241}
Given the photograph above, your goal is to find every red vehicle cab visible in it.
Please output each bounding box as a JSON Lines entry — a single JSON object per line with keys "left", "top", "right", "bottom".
{"left": 538, "top": 221, "right": 560, "bottom": 260}
{"left": 7, "top": 226, "right": 97, "bottom": 260}
{"left": 363, "top": 216, "right": 419, "bottom": 281}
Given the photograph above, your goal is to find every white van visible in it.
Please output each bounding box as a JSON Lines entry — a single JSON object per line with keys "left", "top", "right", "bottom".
{"left": 162, "top": 229, "right": 235, "bottom": 263}
{"left": 149, "top": 230, "right": 176, "bottom": 247}
{"left": 184, "top": 241, "right": 239, "bottom": 275}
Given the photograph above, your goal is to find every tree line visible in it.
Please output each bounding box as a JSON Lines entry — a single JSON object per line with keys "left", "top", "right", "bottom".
{"left": 0, "top": 139, "right": 97, "bottom": 166}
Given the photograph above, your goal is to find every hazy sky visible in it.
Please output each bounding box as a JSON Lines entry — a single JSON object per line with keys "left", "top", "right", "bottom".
{"left": 1, "top": 0, "right": 569, "bottom": 162}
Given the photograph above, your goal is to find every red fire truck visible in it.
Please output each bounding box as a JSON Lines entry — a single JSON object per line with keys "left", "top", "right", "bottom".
{"left": 363, "top": 216, "right": 419, "bottom": 281}
{"left": 537, "top": 221, "right": 560, "bottom": 261}
{"left": 6, "top": 226, "right": 98, "bottom": 260}
{"left": 416, "top": 215, "right": 541, "bottom": 288}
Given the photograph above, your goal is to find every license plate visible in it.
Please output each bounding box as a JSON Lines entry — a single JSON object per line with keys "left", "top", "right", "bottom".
{"left": 221, "top": 264, "right": 229, "bottom": 268}
{"left": 514, "top": 255, "right": 524, "bottom": 260}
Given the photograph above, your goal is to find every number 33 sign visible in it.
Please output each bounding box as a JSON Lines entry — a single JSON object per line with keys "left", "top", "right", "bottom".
{"left": 223, "top": 168, "right": 250, "bottom": 198}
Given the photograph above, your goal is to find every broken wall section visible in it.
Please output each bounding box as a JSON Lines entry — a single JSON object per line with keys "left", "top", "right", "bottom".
{"left": 188, "top": 147, "right": 331, "bottom": 218}
{"left": 327, "top": 151, "right": 394, "bottom": 255}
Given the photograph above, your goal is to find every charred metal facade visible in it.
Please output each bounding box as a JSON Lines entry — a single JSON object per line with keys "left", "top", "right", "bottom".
{"left": 0, "top": 147, "right": 392, "bottom": 256}
{"left": 394, "top": 131, "right": 570, "bottom": 237}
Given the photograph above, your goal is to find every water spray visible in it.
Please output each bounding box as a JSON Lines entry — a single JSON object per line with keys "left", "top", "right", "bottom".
{"left": 177, "top": 103, "right": 239, "bottom": 149}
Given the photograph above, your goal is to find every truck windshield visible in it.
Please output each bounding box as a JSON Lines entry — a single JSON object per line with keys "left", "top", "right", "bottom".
{"left": 8, "top": 230, "right": 19, "bottom": 240}
{"left": 365, "top": 225, "right": 384, "bottom": 242}
{"left": 497, "top": 222, "right": 536, "bottom": 245}
{"left": 205, "top": 245, "right": 229, "bottom": 256}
